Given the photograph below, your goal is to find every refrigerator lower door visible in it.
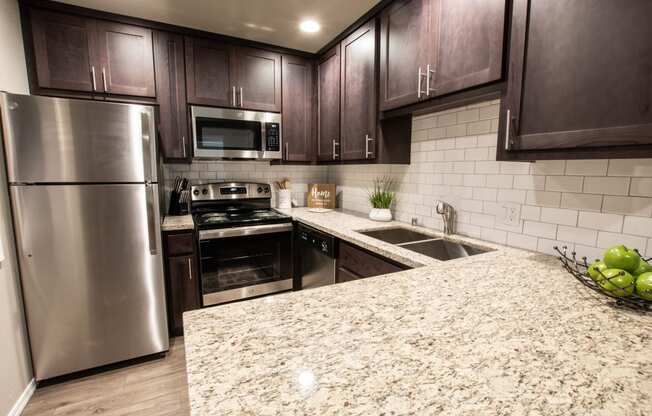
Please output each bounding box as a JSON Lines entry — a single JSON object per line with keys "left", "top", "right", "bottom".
{"left": 0, "top": 93, "right": 157, "bottom": 183}
{"left": 11, "top": 184, "right": 168, "bottom": 380}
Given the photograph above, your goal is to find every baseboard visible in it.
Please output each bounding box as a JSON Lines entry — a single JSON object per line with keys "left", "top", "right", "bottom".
{"left": 7, "top": 378, "right": 35, "bottom": 416}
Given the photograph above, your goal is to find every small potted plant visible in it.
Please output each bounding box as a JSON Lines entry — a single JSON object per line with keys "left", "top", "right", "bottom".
{"left": 368, "top": 177, "right": 395, "bottom": 222}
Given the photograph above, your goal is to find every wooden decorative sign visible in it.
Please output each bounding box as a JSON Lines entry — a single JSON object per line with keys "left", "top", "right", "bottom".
{"left": 307, "top": 184, "right": 336, "bottom": 209}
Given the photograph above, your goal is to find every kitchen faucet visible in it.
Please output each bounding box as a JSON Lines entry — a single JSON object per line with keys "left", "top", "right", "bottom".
{"left": 435, "top": 201, "right": 455, "bottom": 235}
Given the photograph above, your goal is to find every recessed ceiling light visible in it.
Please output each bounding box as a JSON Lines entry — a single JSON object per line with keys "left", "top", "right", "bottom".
{"left": 299, "top": 20, "right": 320, "bottom": 33}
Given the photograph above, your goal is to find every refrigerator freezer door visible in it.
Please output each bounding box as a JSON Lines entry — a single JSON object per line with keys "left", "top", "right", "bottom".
{"left": 11, "top": 184, "right": 168, "bottom": 380}
{"left": 0, "top": 93, "right": 157, "bottom": 183}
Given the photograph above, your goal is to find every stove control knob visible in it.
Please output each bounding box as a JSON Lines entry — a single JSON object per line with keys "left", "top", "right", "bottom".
{"left": 202, "top": 189, "right": 208, "bottom": 195}
{"left": 193, "top": 189, "right": 200, "bottom": 196}
{"left": 257, "top": 187, "right": 263, "bottom": 193}
{"left": 264, "top": 186, "right": 270, "bottom": 193}
{"left": 321, "top": 241, "right": 328, "bottom": 252}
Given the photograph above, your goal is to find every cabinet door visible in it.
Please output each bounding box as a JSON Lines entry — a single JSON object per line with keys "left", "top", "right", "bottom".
{"left": 432, "top": 0, "right": 505, "bottom": 96}
{"left": 337, "top": 241, "right": 404, "bottom": 278}
{"left": 154, "top": 31, "right": 190, "bottom": 161}
{"left": 317, "top": 45, "right": 341, "bottom": 161}
{"left": 282, "top": 55, "right": 314, "bottom": 162}
{"left": 378, "top": 0, "right": 432, "bottom": 111}
{"left": 185, "top": 37, "right": 234, "bottom": 107}
{"left": 168, "top": 255, "right": 199, "bottom": 336}
{"left": 235, "top": 47, "right": 281, "bottom": 112}
{"left": 499, "top": 0, "right": 652, "bottom": 160}
{"left": 96, "top": 21, "right": 156, "bottom": 97}
{"left": 29, "top": 9, "right": 97, "bottom": 92}
{"left": 340, "top": 20, "right": 377, "bottom": 161}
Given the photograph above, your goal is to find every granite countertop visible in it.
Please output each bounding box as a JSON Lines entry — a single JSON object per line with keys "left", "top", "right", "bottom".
{"left": 161, "top": 214, "right": 194, "bottom": 231}
{"left": 184, "top": 209, "right": 651, "bottom": 415}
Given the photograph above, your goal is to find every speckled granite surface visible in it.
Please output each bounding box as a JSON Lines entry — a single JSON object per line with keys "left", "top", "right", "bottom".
{"left": 184, "top": 209, "right": 651, "bottom": 415}
{"left": 161, "top": 215, "right": 194, "bottom": 231}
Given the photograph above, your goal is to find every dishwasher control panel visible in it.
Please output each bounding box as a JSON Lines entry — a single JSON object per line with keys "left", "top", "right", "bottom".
{"left": 298, "top": 225, "right": 335, "bottom": 257}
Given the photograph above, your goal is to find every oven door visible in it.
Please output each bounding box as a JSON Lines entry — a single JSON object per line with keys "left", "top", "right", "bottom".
{"left": 198, "top": 223, "right": 292, "bottom": 306}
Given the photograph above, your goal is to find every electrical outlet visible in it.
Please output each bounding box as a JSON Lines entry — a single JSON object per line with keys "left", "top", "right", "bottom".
{"left": 501, "top": 202, "right": 521, "bottom": 226}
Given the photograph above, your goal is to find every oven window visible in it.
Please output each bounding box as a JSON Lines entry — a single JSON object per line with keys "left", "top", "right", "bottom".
{"left": 195, "top": 117, "right": 261, "bottom": 150}
{"left": 200, "top": 232, "right": 290, "bottom": 295}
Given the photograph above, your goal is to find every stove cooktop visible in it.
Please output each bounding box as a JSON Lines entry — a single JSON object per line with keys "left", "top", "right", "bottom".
{"left": 194, "top": 209, "right": 291, "bottom": 229}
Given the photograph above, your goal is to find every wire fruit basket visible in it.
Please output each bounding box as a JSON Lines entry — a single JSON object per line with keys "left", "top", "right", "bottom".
{"left": 555, "top": 246, "right": 652, "bottom": 311}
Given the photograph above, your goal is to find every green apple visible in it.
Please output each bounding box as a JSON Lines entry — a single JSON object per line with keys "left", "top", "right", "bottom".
{"left": 635, "top": 272, "right": 652, "bottom": 300}
{"left": 587, "top": 260, "right": 608, "bottom": 281}
{"left": 603, "top": 245, "right": 641, "bottom": 273}
{"left": 599, "top": 268, "right": 635, "bottom": 297}
{"left": 633, "top": 260, "right": 652, "bottom": 277}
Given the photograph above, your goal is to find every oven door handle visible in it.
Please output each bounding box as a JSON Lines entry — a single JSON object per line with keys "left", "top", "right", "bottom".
{"left": 199, "top": 223, "right": 292, "bottom": 240}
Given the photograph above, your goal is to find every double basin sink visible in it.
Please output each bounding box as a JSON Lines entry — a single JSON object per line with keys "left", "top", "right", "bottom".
{"left": 359, "top": 227, "right": 492, "bottom": 261}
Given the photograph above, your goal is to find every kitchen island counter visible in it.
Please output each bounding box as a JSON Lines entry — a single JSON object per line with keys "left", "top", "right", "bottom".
{"left": 184, "top": 209, "right": 651, "bottom": 415}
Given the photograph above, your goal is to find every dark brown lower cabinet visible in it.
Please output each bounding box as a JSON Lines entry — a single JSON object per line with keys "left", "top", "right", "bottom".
{"left": 499, "top": 0, "right": 652, "bottom": 160}
{"left": 336, "top": 240, "right": 407, "bottom": 282}
{"left": 164, "top": 232, "right": 200, "bottom": 336}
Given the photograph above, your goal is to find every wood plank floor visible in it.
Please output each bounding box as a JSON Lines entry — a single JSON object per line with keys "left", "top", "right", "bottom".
{"left": 22, "top": 337, "right": 190, "bottom": 416}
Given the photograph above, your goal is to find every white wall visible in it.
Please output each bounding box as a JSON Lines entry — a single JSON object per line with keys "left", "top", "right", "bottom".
{"left": 0, "top": 0, "right": 34, "bottom": 414}
{"left": 330, "top": 100, "right": 652, "bottom": 261}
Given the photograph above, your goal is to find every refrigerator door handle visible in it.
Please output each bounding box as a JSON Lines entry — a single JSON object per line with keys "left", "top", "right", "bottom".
{"left": 145, "top": 183, "right": 158, "bottom": 255}
{"left": 140, "top": 111, "right": 155, "bottom": 182}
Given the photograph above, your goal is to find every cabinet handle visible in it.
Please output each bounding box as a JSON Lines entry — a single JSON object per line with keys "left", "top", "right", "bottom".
{"left": 332, "top": 140, "right": 339, "bottom": 160}
{"left": 101, "top": 67, "right": 108, "bottom": 92}
{"left": 365, "top": 135, "right": 374, "bottom": 159}
{"left": 240, "top": 87, "right": 243, "bottom": 107}
{"left": 182, "top": 136, "right": 186, "bottom": 157}
{"left": 285, "top": 142, "right": 289, "bottom": 160}
{"left": 91, "top": 66, "right": 97, "bottom": 91}
{"left": 504, "top": 109, "right": 512, "bottom": 150}
{"left": 417, "top": 67, "right": 423, "bottom": 99}
{"left": 187, "top": 258, "right": 193, "bottom": 280}
{"left": 426, "top": 64, "right": 435, "bottom": 96}
{"left": 232, "top": 86, "right": 236, "bottom": 107}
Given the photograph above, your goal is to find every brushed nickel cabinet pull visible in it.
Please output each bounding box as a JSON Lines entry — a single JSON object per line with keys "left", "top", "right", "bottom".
{"left": 232, "top": 86, "right": 236, "bottom": 107}
{"left": 332, "top": 140, "right": 340, "bottom": 160}
{"left": 240, "top": 87, "right": 243, "bottom": 107}
{"left": 182, "top": 136, "right": 186, "bottom": 157}
{"left": 91, "top": 66, "right": 97, "bottom": 91}
{"left": 426, "top": 64, "right": 435, "bottom": 96}
{"left": 187, "top": 258, "right": 192, "bottom": 280}
{"left": 365, "top": 135, "right": 374, "bottom": 158}
{"left": 101, "top": 67, "right": 108, "bottom": 92}
{"left": 504, "top": 109, "right": 512, "bottom": 150}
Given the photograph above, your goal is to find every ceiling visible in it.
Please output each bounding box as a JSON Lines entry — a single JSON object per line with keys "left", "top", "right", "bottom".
{"left": 55, "top": 0, "right": 382, "bottom": 53}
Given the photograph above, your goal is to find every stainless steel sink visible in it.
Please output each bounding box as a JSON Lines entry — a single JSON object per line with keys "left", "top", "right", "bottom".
{"left": 359, "top": 227, "right": 434, "bottom": 244}
{"left": 401, "top": 239, "right": 492, "bottom": 261}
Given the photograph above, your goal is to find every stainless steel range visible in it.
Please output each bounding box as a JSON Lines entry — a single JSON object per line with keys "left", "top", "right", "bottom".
{"left": 192, "top": 182, "right": 293, "bottom": 306}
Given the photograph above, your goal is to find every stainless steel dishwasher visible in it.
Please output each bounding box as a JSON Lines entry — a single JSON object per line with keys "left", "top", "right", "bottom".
{"left": 297, "top": 224, "right": 336, "bottom": 289}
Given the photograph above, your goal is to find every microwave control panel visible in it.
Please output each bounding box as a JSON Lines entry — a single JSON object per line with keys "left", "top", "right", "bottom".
{"left": 265, "top": 122, "right": 280, "bottom": 151}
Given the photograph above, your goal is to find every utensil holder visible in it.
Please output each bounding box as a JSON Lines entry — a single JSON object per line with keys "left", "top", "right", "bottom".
{"left": 277, "top": 189, "right": 292, "bottom": 209}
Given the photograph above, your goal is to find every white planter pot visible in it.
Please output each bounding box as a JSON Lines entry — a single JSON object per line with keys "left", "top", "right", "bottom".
{"left": 369, "top": 208, "right": 392, "bottom": 222}
{"left": 277, "top": 189, "right": 292, "bottom": 209}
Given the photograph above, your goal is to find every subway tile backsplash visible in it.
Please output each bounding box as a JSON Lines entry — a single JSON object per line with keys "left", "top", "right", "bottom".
{"left": 163, "top": 99, "right": 652, "bottom": 260}
{"left": 329, "top": 99, "right": 652, "bottom": 260}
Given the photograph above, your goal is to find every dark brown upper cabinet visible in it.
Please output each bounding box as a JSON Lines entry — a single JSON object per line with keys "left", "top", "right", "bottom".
{"left": 29, "top": 9, "right": 97, "bottom": 93}
{"left": 379, "top": 0, "right": 505, "bottom": 111}
{"left": 185, "top": 37, "right": 234, "bottom": 108}
{"left": 317, "top": 45, "right": 341, "bottom": 161}
{"left": 154, "top": 31, "right": 190, "bottom": 162}
{"left": 340, "top": 20, "right": 378, "bottom": 161}
{"left": 281, "top": 55, "right": 314, "bottom": 162}
{"left": 432, "top": 0, "right": 505, "bottom": 97}
{"left": 185, "top": 37, "right": 281, "bottom": 112}
{"left": 95, "top": 22, "right": 156, "bottom": 97}
{"left": 498, "top": 0, "right": 652, "bottom": 160}
{"left": 235, "top": 47, "right": 282, "bottom": 112}
{"left": 28, "top": 8, "right": 155, "bottom": 98}
{"left": 379, "top": 0, "right": 434, "bottom": 111}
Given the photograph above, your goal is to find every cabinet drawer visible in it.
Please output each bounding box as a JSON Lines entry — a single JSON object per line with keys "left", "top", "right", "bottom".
{"left": 166, "top": 232, "right": 195, "bottom": 256}
{"left": 338, "top": 241, "right": 404, "bottom": 278}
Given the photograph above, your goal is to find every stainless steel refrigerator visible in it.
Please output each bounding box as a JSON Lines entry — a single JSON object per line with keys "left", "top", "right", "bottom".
{"left": 0, "top": 93, "right": 168, "bottom": 381}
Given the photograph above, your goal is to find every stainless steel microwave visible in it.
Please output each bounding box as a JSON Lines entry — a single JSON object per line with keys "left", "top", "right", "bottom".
{"left": 191, "top": 106, "right": 282, "bottom": 160}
